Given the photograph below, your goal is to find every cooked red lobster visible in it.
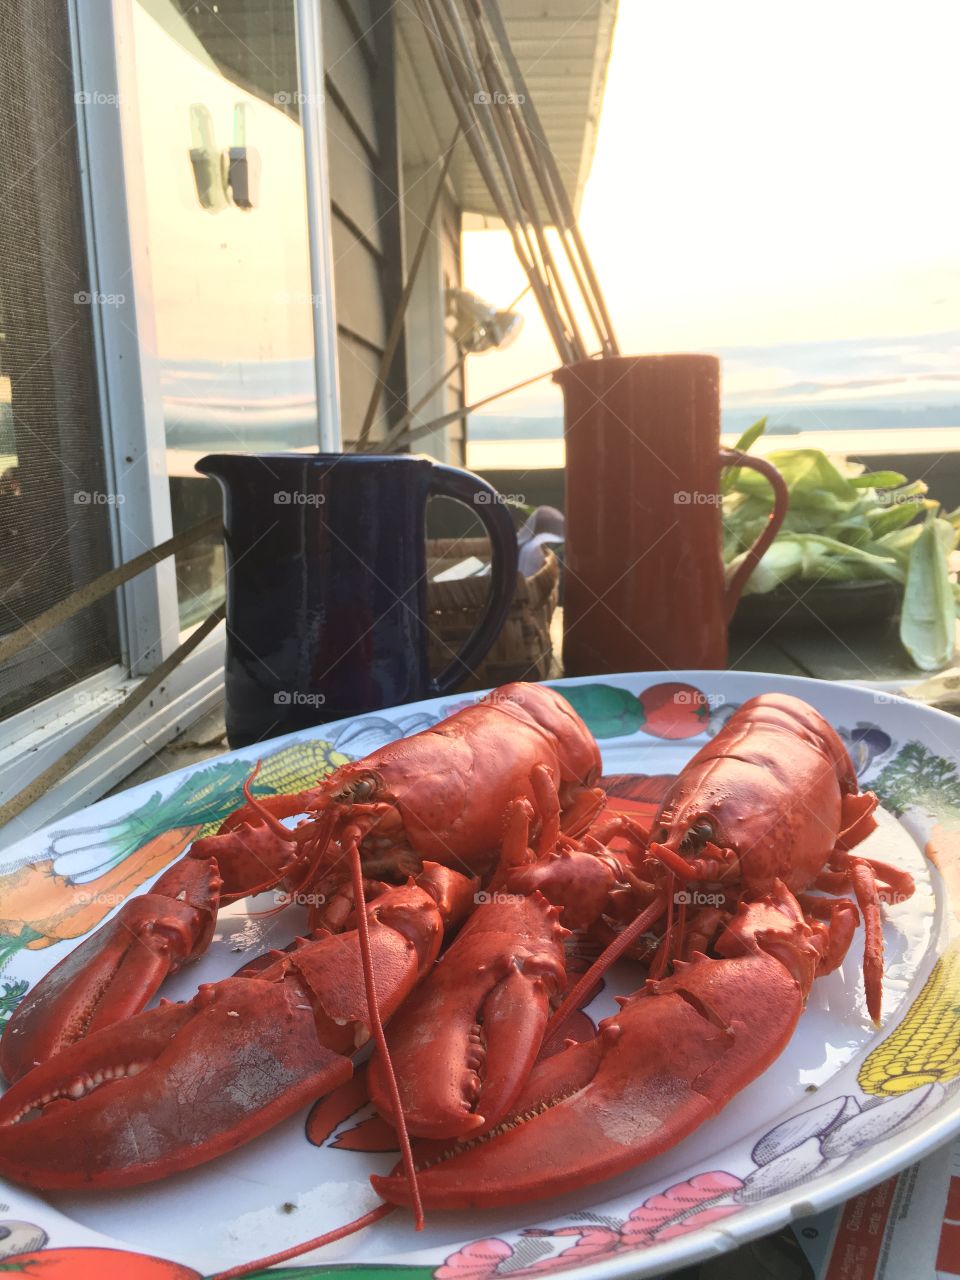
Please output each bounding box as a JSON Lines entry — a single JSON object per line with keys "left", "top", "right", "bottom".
{"left": 0, "top": 684, "right": 912, "bottom": 1276}
{"left": 367, "top": 692, "right": 912, "bottom": 1212}
{"left": 0, "top": 683, "right": 607, "bottom": 1187}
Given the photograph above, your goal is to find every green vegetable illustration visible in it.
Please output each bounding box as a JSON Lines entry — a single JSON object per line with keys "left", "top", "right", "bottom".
{"left": 0, "top": 978, "right": 28, "bottom": 1027}
{"left": 871, "top": 740, "right": 960, "bottom": 824}
{"left": 0, "top": 739, "right": 351, "bottom": 977}
{"left": 553, "top": 683, "right": 643, "bottom": 738}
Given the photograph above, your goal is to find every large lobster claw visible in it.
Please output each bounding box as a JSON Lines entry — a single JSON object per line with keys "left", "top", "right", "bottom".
{"left": 368, "top": 894, "right": 567, "bottom": 1139}
{"left": 374, "top": 883, "right": 822, "bottom": 1209}
{"left": 0, "top": 977, "right": 352, "bottom": 1189}
{"left": 0, "top": 878, "right": 449, "bottom": 1190}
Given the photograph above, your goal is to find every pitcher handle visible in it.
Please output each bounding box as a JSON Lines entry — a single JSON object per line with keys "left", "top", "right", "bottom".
{"left": 426, "top": 464, "right": 520, "bottom": 695}
{"left": 719, "top": 448, "right": 789, "bottom": 624}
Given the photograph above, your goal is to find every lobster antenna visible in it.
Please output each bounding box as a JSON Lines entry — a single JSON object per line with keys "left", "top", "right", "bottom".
{"left": 209, "top": 1203, "right": 396, "bottom": 1280}
{"left": 648, "top": 873, "right": 678, "bottom": 980}
{"left": 544, "top": 895, "right": 667, "bottom": 1043}
{"left": 238, "top": 762, "right": 340, "bottom": 880}
{"left": 239, "top": 762, "right": 299, "bottom": 842}
{"left": 345, "top": 829, "right": 425, "bottom": 1230}
{"left": 209, "top": 832, "right": 423, "bottom": 1280}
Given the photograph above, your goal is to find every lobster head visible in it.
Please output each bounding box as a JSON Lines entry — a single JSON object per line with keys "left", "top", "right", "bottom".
{"left": 646, "top": 693, "right": 877, "bottom": 894}
{"left": 646, "top": 754, "right": 783, "bottom": 885}
{"left": 213, "top": 681, "right": 605, "bottom": 905}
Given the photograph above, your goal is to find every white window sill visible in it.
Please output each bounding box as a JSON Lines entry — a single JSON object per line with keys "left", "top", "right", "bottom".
{"left": 0, "top": 624, "right": 225, "bottom": 850}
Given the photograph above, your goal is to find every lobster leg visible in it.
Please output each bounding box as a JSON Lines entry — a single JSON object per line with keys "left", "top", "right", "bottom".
{"left": 815, "top": 857, "right": 915, "bottom": 905}
{"left": 557, "top": 781, "right": 606, "bottom": 837}
{"left": 857, "top": 857, "right": 916, "bottom": 903}
{"left": 373, "top": 883, "right": 824, "bottom": 1210}
{"left": 0, "top": 876, "right": 450, "bottom": 1189}
{"left": 836, "top": 790, "right": 880, "bottom": 851}
{"left": 796, "top": 894, "right": 860, "bottom": 977}
{"left": 820, "top": 849, "right": 915, "bottom": 1024}
{"left": 845, "top": 858, "right": 885, "bottom": 1025}
{"left": 531, "top": 765, "right": 562, "bottom": 854}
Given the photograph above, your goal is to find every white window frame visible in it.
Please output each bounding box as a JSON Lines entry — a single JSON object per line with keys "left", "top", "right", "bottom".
{"left": 0, "top": 0, "right": 340, "bottom": 847}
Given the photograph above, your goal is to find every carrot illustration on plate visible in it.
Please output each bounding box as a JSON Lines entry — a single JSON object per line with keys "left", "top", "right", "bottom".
{"left": 0, "top": 740, "right": 350, "bottom": 993}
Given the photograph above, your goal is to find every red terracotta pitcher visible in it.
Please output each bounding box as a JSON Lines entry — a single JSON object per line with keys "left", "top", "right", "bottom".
{"left": 557, "top": 354, "right": 788, "bottom": 674}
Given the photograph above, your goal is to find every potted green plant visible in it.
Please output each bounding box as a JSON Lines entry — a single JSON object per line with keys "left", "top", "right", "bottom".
{"left": 724, "top": 419, "right": 960, "bottom": 670}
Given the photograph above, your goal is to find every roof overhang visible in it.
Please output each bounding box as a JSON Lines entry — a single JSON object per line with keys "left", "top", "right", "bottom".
{"left": 397, "top": 0, "right": 617, "bottom": 220}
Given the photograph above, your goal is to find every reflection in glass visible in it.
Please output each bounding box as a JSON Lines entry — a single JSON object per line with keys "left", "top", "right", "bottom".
{"left": 131, "top": 0, "right": 317, "bottom": 626}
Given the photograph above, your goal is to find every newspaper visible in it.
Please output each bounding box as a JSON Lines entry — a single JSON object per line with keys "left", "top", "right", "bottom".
{"left": 787, "top": 1138, "right": 959, "bottom": 1279}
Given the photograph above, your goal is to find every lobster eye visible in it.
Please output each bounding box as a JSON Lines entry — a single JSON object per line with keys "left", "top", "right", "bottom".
{"left": 335, "top": 772, "right": 380, "bottom": 804}
{"left": 681, "top": 818, "right": 715, "bottom": 852}
{"left": 653, "top": 827, "right": 669, "bottom": 844}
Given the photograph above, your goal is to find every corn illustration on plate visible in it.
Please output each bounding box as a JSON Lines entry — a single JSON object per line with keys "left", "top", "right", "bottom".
{"left": 0, "top": 672, "right": 957, "bottom": 1280}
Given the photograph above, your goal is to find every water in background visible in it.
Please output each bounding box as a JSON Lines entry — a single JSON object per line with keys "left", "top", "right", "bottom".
{"left": 466, "top": 331, "right": 960, "bottom": 470}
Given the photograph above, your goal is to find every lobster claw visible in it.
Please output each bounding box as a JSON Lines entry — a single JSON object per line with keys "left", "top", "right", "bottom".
{"left": 0, "top": 876, "right": 451, "bottom": 1191}
{"left": 0, "top": 853, "right": 221, "bottom": 1083}
{"left": 0, "top": 977, "right": 352, "bottom": 1190}
{"left": 368, "top": 894, "right": 567, "bottom": 1140}
{"left": 373, "top": 883, "right": 819, "bottom": 1209}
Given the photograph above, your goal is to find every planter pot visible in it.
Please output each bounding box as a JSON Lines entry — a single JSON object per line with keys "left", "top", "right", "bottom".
{"left": 732, "top": 578, "right": 902, "bottom": 633}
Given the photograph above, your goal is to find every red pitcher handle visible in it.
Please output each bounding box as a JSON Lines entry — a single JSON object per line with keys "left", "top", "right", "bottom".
{"left": 719, "top": 448, "right": 789, "bottom": 624}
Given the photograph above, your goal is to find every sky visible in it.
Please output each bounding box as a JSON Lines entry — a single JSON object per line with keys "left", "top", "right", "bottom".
{"left": 461, "top": 0, "right": 960, "bottom": 430}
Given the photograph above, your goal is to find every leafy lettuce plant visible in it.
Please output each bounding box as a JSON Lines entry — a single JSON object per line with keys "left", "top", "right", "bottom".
{"left": 723, "top": 418, "right": 960, "bottom": 670}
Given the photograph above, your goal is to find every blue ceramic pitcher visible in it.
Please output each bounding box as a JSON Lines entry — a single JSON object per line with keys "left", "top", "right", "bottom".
{"left": 197, "top": 453, "right": 519, "bottom": 746}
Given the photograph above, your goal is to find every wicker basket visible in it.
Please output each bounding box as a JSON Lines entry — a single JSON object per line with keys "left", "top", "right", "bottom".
{"left": 426, "top": 538, "right": 560, "bottom": 689}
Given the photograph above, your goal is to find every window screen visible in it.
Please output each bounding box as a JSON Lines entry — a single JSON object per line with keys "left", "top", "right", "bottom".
{"left": 0, "top": 0, "right": 121, "bottom": 720}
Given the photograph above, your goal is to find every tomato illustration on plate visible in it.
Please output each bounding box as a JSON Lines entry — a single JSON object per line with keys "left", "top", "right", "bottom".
{"left": 556, "top": 682, "right": 714, "bottom": 741}
{"left": 636, "top": 683, "right": 710, "bottom": 739}
{"left": 0, "top": 1248, "right": 199, "bottom": 1279}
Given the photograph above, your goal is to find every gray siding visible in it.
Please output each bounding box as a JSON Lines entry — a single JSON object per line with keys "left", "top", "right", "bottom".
{"left": 323, "top": 0, "right": 406, "bottom": 446}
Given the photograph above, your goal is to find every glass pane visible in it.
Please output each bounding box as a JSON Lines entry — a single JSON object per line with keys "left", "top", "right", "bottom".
{"left": 0, "top": 0, "right": 121, "bottom": 720}
{"left": 130, "top": 0, "right": 318, "bottom": 627}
